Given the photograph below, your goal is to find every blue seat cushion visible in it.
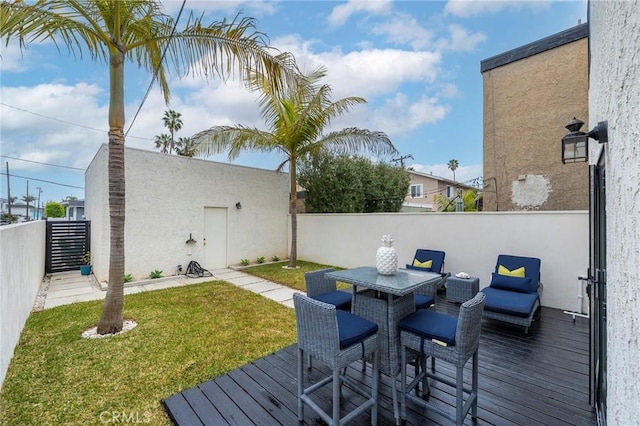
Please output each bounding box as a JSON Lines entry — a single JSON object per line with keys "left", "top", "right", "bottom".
{"left": 414, "top": 294, "right": 435, "bottom": 310}
{"left": 490, "top": 273, "right": 534, "bottom": 294}
{"left": 481, "top": 287, "right": 539, "bottom": 317}
{"left": 336, "top": 310, "right": 378, "bottom": 349}
{"left": 399, "top": 309, "right": 458, "bottom": 346}
{"left": 312, "top": 291, "right": 352, "bottom": 311}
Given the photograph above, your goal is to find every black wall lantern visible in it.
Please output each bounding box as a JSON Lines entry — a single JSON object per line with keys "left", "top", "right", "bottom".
{"left": 561, "top": 117, "right": 608, "bottom": 164}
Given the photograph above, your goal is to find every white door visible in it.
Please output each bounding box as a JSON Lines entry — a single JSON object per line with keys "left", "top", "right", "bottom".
{"left": 203, "top": 207, "right": 228, "bottom": 269}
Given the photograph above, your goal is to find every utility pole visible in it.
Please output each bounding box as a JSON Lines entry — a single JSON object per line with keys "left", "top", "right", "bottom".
{"left": 6, "top": 162, "right": 11, "bottom": 222}
{"left": 391, "top": 154, "right": 414, "bottom": 168}
{"left": 26, "top": 180, "right": 30, "bottom": 221}
{"left": 37, "top": 187, "right": 42, "bottom": 220}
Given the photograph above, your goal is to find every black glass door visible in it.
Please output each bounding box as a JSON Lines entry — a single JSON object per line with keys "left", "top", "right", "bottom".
{"left": 589, "top": 155, "right": 607, "bottom": 424}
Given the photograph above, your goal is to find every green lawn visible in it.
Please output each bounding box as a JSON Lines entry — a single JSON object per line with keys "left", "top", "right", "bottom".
{"left": 0, "top": 260, "right": 346, "bottom": 425}
{"left": 242, "top": 259, "right": 348, "bottom": 292}
{"left": 0, "top": 281, "right": 296, "bottom": 425}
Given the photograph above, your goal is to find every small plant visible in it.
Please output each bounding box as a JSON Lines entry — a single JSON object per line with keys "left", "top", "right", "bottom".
{"left": 123, "top": 274, "right": 133, "bottom": 283}
{"left": 256, "top": 256, "right": 265, "bottom": 264}
{"left": 149, "top": 270, "right": 163, "bottom": 279}
{"left": 240, "top": 259, "right": 250, "bottom": 266}
{"left": 81, "top": 251, "right": 91, "bottom": 265}
{"left": 271, "top": 255, "right": 280, "bottom": 262}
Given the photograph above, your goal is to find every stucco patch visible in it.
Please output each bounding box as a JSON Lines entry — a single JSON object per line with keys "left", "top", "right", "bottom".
{"left": 511, "top": 175, "right": 551, "bottom": 209}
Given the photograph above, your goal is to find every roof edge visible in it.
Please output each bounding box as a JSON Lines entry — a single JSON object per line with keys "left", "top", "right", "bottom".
{"left": 480, "top": 22, "right": 588, "bottom": 73}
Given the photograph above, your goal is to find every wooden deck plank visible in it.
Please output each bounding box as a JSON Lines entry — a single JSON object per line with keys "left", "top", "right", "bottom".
{"left": 163, "top": 301, "right": 597, "bottom": 426}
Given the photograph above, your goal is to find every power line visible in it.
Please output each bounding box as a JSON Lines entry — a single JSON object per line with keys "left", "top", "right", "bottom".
{"left": 0, "top": 102, "right": 152, "bottom": 141}
{"left": 0, "top": 155, "right": 85, "bottom": 171}
{"left": 0, "top": 172, "right": 84, "bottom": 189}
{"left": 125, "top": 0, "right": 187, "bottom": 136}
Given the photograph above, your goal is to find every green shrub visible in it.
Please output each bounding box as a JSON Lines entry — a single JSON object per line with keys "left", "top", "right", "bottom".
{"left": 256, "top": 256, "right": 265, "bottom": 264}
{"left": 271, "top": 255, "right": 280, "bottom": 262}
{"left": 149, "top": 270, "right": 163, "bottom": 279}
{"left": 240, "top": 259, "right": 250, "bottom": 266}
{"left": 124, "top": 274, "right": 133, "bottom": 283}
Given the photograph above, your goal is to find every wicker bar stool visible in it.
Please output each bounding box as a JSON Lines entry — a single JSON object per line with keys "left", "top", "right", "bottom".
{"left": 399, "top": 292, "right": 486, "bottom": 425}
{"left": 294, "top": 293, "right": 380, "bottom": 426}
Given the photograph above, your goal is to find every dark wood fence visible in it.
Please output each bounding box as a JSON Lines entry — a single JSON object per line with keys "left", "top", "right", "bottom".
{"left": 45, "top": 220, "right": 91, "bottom": 273}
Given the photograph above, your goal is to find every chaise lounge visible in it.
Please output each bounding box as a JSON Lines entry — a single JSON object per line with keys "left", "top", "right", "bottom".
{"left": 480, "top": 254, "right": 542, "bottom": 334}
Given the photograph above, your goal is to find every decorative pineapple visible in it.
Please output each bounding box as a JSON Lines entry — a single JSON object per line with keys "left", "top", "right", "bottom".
{"left": 376, "top": 234, "right": 398, "bottom": 275}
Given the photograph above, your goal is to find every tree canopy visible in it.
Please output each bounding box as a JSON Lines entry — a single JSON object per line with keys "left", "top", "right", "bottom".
{"left": 298, "top": 153, "right": 409, "bottom": 213}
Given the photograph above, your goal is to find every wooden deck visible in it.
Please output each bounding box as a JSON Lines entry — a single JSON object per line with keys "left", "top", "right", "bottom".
{"left": 163, "top": 298, "right": 596, "bottom": 425}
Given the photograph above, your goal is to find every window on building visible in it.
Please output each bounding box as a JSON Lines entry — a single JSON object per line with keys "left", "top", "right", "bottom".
{"left": 409, "top": 184, "right": 423, "bottom": 198}
{"left": 446, "top": 186, "right": 456, "bottom": 198}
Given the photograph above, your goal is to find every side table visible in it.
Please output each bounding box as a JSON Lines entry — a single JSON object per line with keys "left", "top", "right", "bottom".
{"left": 446, "top": 275, "right": 479, "bottom": 303}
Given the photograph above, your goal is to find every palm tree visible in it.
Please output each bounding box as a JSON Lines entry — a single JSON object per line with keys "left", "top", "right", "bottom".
{"left": 1, "top": 0, "right": 296, "bottom": 334}
{"left": 175, "top": 137, "right": 197, "bottom": 157}
{"left": 192, "top": 65, "right": 398, "bottom": 268}
{"left": 21, "top": 194, "right": 36, "bottom": 221}
{"left": 162, "top": 110, "right": 183, "bottom": 154}
{"left": 448, "top": 159, "right": 459, "bottom": 182}
{"left": 154, "top": 133, "right": 172, "bottom": 154}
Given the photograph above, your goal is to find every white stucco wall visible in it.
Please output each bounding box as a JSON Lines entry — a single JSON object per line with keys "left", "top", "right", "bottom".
{"left": 85, "top": 146, "right": 289, "bottom": 282}
{"left": 0, "top": 221, "right": 45, "bottom": 391}
{"left": 589, "top": 2, "right": 640, "bottom": 423}
{"left": 297, "top": 211, "right": 588, "bottom": 311}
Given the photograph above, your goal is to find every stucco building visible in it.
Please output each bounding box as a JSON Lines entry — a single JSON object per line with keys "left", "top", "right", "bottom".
{"left": 481, "top": 23, "right": 589, "bottom": 211}
{"left": 85, "top": 146, "right": 290, "bottom": 282}
{"left": 403, "top": 170, "right": 478, "bottom": 212}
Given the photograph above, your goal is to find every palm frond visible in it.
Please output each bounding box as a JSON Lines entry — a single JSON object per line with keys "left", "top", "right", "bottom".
{"left": 313, "top": 128, "right": 398, "bottom": 158}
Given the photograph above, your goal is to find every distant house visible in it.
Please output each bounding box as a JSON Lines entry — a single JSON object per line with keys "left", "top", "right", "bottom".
{"left": 481, "top": 23, "right": 588, "bottom": 211}
{"left": 403, "top": 170, "right": 478, "bottom": 212}
{"left": 61, "top": 199, "right": 85, "bottom": 220}
{"left": 0, "top": 199, "right": 42, "bottom": 222}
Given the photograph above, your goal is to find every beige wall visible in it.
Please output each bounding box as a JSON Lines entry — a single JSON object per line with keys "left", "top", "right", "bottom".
{"left": 85, "top": 146, "right": 290, "bottom": 282}
{"left": 296, "top": 211, "right": 588, "bottom": 312}
{"left": 0, "top": 221, "right": 45, "bottom": 390}
{"left": 483, "top": 36, "right": 589, "bottom": 211}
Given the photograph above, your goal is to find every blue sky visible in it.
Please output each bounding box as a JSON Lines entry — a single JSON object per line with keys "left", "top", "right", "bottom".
{"left": 0, "top": 0, "right": 587, "bottom": 206}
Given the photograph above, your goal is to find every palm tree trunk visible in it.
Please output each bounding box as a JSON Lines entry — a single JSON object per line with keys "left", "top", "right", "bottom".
{"left": 97, "top": 46, "right": 126, "bottom": 334}
{"left": 288, "top": 160, "right": 297, "bottom": 268}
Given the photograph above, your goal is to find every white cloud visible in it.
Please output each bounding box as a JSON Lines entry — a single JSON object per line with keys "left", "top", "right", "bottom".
{"left": 371, "top": 13, "right": 434, "bottom": 50}
{"left": 1, "top": 83, "right": 109, "bottom": 168}
{"left": 438, "top": 24, "right": 487, "bottom": 52}
{"left": 444, "top": 0, "right": 552, "bottom": 18}
{"left": 368, "top": 93, "right": 451, "bottom": 136}
{"left": 327, "top": 0, "right": 393, "bottom": 27}
{"left": 272, "top": 34, "right": 442, "bottom": 100}
{"left": 0, "top": 43, "right": 30, "bottom": 72}
{"left": 411, "top": 163, "right": 483, "bottom": 185}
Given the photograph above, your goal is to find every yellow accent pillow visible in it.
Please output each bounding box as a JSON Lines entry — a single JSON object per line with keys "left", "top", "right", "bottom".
{"left": 413, "top": 259, "right": 433, "bottom": 269}
{"left": 498, "top": 265, "right": 526, "bottom": 277}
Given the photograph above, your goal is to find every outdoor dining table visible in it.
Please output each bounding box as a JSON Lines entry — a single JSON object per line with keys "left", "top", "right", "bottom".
{"left": 325, "top": 266, "right": 442, "bottom": 425}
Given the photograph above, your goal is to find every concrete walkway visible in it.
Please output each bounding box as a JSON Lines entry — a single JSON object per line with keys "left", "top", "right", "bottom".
{"left": 34, "top": 268, "right": 301, "bottom": 311}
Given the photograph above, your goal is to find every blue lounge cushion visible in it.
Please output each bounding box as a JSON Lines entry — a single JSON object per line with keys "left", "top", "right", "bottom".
{"left": 312, "top": 291, "right": 352, "bottom": 311}
{"left": 490, "top": 273, "right": 534, "bottom": 294}
{"left": 406, "top": 264, "right": 433, "bottom": 272}
{"left": 399, "top": 309, "right": 458, "bottom": 346}
{"left": 414, "top": 294, "right": 435, "bottom": 310}
{"left": 481, "top": 287, "right": 539, "bottom": 317}
{"left": 336, "top": 310, "right": 378, "bottom": 349}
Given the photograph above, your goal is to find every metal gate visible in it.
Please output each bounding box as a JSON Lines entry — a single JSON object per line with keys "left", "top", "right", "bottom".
{"left": 45, "top": 220, "right": 91, "bottom": 273}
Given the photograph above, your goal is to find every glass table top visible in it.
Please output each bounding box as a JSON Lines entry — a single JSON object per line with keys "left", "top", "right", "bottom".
{"left": 326, "top": 266, "right": 441, "bottom": 296}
